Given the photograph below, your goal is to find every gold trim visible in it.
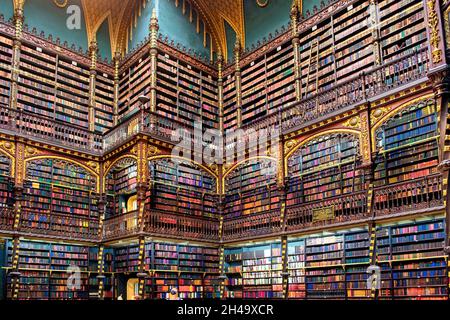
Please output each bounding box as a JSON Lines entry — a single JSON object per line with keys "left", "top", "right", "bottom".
{"left": 24, "top": 156, "right": 100, "bottom": 192}
{"left": 284, "top": 129, "right": 361, "bottom": 177}
{"left": 370, "top": 94, "right": 435, "bottom": 151}
{"left": 222, "top": 156, "right": 277, "bottom": 194}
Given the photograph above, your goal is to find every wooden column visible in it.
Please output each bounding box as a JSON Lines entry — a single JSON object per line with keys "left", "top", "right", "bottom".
{"left": 136, "top": 237, "right": 147, "bottom": 299}
{"left": 8, "top": 237, "right": 21, "bottom": 300}
{"left": 234, "top": 37, "right": 243, "bottom": 128}
{"left": 9, "top": 5, "right": 24, "bottom": 111}
{"left": 218, "top": 245, "right": 226, "bottom": 299}
{"left": 280, "top": 236, "right": 289, "bottom": 299}
{"left": 369, "top": 0, "right": 382, "bottom": 65}
{"left": 217, "top": 53, "right": 225, "bottom": 134}
{"left": 290, "top": 1, "right": 301, "bottom": 101}
{"left": 149, "top": 9, "right": 159, "bottom": 114}
{"left": 112, "top": 52, "right": 121, "bottom": 126}
{"left": 13, "top": 142, "right": 25, "bottom": 230}
{"left": 96, "top": 245, "right": 106, "bottom": 300}
{"left": 88, "top": 40, "right": 98, "bottom": 133}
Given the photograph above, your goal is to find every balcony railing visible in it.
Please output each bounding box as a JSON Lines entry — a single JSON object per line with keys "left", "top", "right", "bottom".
{"left": 241, "top": 48, "right": 429, "bottom": 134}
{"left": 373, "top": 174, "right": 443, "bottom": 217}
{"left": 0, "top": 206, "right": 14, "bottom": 231}
{"left": 145, "top": 209, "right": 220, "bottom": 241}
{"left": 18, "top": 210, "right": 99, "bottom": 241}
{"left": 103, "top": 111, "right": 199, "bottom": 152}
{"left": 102, "top": 210, "right": 140, "bottom": 239}
{"left": 0, "top": 105, "right": 103, "bottom": 153}
{"left": 222, "top": 210, "right": 282, "bottom": 241}
{"left": 286, "top": 191, "right": 368, "bottom": 231}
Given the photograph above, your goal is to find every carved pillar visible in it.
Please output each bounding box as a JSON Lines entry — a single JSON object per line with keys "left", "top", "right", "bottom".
{"left": 10, "top": 5, "right": 24, "bottom": 111}
{"left": 13, "top": 142, "right": 25, "bottom": 230}
{"left": 136, "top": 139, "right": 149, "bottom": 232}
{"left": 149, "top": 9, "right": 159, "bottom": 114}
{"left": 136, "top": 237, "right": 147, "bottom": 299}
{"left": 280, "top": 236, "right": 289, "bottom": 299}
{"left": 113, "top": 52, "right": 121, "bottom": 126}
{"left": 88, "top": 41, "right": 98, "bottom": 133}
{"left": 218, "top": 245, "right": 226, "bottom": 299}
{"left": 290, "top": 1, "right": 301, "bottom": 101}
{"left": 96, "top": 245, "right": 106, "bottom": 300}
{"left": 369, "top": 0, "right": 382, "bottom": 65}
{"left": 234, "top": 37, "right": 243, "bottom": 128}
{"left": 424, "top": 0, "right": 446, "bottom": 73}
{"left": 8, "top": 237, "right": 21, "bottom": 300}
{"left": 217, "top": 53, "right": 225, "bottom": 134}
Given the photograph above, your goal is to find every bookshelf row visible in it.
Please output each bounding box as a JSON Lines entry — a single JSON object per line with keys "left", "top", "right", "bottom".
{"left": 19, "top": 159, "right": 98, "bottom": 237}
{"left": 224, "top": 217, "right": 447, "bottom": 300}
{"left": 113, "top": 242, "right": 220, "bottom": 299}
{"left": 1, "top": 216, "right": 447, "bottom": 300}
{"left": 286, "top": 133, "right": 367, "bottom": 207}
{"left": 4, "top": 240, "right": 113, "bottom": 300}
{"left": 224, "top": 158, "right": 279, "bottom": 218}
{"left": 223, "top": 0, "right": 429, "bottom": 131}
{"left": 118, "top": 49, "right": 219, "bottom": 130}
{"left": 374, "top": 99, "right": 438, "bottom": 187}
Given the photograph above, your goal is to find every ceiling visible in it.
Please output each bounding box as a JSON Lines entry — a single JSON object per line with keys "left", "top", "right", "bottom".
{"left": 13, "top": 0, "right": 302, "bottom": 57}
{"left": 81, "top": 0, "right": 302, "bottom": 56}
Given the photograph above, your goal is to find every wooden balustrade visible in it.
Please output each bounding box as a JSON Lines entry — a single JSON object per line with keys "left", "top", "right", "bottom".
{"left": 145, "top": 209, "right": 220, "bottom": 241}
{"left": 242, "top": 48, "right": 430, "bottom": 134}
{"left": 19, "top": 209, "right": 99, "bottom": 241}
{"left": 102, "top": 210, "right": 140, "bottom": 239}
{"left": 0, "top": 206, "right": 14, "bottom": 231}
{"left": 286, "top": 191, "right": 368, "bottom": 231}
{"left": 222, "top": 210, "right": 282, "bottom": 241}
{"left": 0, "top": 104, "right": 103, "bottom": 153}
{"left": 373, "top": 174, "right": 443, "bottom": 217}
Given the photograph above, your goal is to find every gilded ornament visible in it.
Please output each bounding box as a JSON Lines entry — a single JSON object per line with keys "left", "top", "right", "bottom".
{"left": 344, "top": 116, "right": 360, "bottom": 128}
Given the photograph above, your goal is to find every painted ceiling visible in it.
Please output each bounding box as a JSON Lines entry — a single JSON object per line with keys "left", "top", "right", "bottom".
{"left": 5, "top": 0, "right": 317, "bottom": 60}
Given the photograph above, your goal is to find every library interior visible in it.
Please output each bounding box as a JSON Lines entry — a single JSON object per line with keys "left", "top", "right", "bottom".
{"left": 0, "top": 0, "right": 450, "bottom": 301}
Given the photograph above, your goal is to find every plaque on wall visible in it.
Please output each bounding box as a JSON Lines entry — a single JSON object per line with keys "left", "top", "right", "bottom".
{"left": 312, "top": 206, "right": 335, "bottom": 222}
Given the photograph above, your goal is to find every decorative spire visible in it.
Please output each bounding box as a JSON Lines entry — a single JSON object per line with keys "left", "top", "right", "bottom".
{"left": 234, "top": 36, "right": 242, "bottom": 68}
{"left": 149, "top": 8, "right": 159, "bottom": 49}
{"left": 290, "top": 0, "right": 299, "bottom": 37}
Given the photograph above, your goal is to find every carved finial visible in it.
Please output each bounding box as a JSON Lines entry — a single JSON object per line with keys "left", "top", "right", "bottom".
{"left": 149, "top": 8, "right": 159, "bottom": 49}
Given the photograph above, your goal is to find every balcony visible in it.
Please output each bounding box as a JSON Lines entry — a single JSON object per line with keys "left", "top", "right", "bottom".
{"left": 222, "top": 210, "right": 282, "bottom": 242}
{"left": 0, "top": 105, "right": 103, "bottom": 154}
{"left": 145, "top": 209, "right": 220, "bottom": 242}
{"left": 241, "top": 48, "right": 430, "bottom": 134}
{"left": 373, "top": 174, "right": 444, "bottom": 218}
{"left": 18, "top": 209, "right": 99, "bottom": 241}
{"left": 102, "top": 211, "right": 140, "bottom": 240}
{"left": 222, "top": 173, "right": 444, "bottom": 241}
{"left": 285, "top": 191, "right": 368, "bottom": 232}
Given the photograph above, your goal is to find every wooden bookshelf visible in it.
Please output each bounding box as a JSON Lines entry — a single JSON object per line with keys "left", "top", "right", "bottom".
{"left": 22, "top": 159, "right": 98, "bottom": 239}
{"left": 224, "top": 248, "right": 243, "bottom": 299}
{"left": 224, "top": 158, "right": 279, "bottom": 218}
{"left": 374, "top": 99, "right": 438, "bottom": 187}
{"left": 0, "top": 34, "right": 12, "bottom": 107}
{"left": 287, "top": 133, "right": 366, "bottom": 207}
{"left": 114, "top": 244, "right": 140, "bottom": 273}
{"left": 144, "top": 242, "right": 220, "bottom": 299}
{"left": 106, "top": 158, "right": 138, "bottom": 218}
{"left": 376, "top": 218, "right": 448, "bottom": 300}
{"left": 148, "top": 159, "right": 218, "bottom": 217}
{"left": 6, "top": 240, "right": 93, "bottom": 300}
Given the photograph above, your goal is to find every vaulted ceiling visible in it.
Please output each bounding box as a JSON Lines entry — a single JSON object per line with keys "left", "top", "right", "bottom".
{"left": 79, "top": 0, "right": 302, "bottom": 55}
{"left": 10, "top": 0, "right": 304, "bottom": 57}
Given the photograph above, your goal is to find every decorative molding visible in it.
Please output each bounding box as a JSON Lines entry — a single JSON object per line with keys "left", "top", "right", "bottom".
{"left": 427, "top": 0, "right": 442, "bottom": 64}
{"left": 343, "top": 116, "right": 361, "bottom": 129}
